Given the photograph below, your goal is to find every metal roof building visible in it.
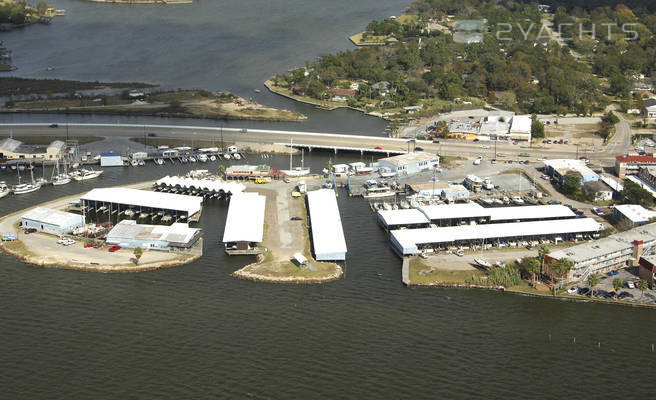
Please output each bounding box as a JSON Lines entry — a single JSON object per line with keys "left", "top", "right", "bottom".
{"left": 613, "top": 204, "right": 656, "bottom": 226}
{"left": 106, "top": 220, "right": 201, "bottom": 250}
{"left": 417, "top": 203, "right": 490, "bottom": 225}
{"left": 307, "top": 189, "right": 347, "bottom": 261}
{"left": 390, "top": 218, "right": 602, "bottom": 256}
{"left": 488, "top": 205, "right": 575, "bottom": 222}
{"left": 81, "top": 188, "right": 203, "bottom": 220}
{"left": 377, "top": 209, "right": 430, "bottom": 230}
{"left": 21, "top": 207, "right": 85, "bottom": 235}
{"left": 222, "top": 192, "right": 266, "bottom": 245}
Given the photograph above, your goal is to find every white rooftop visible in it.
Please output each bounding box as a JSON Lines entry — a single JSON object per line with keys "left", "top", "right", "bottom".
{"left": 599, "top": 175, "right": 624, "bottom": 192}
{"left": 222, "top": 192, "right": 266, "bottom": 243}
{"left": 307, "top": 189, "right": 347, "bottom": 260}
{"left": 22, "top": 207, "right": 83, "bottom": 227}
{"left": 379, "top": 151, "right": 439, "bottom": 167}
{"left": 543, "top": 159, "right": 598, "bottom": 177}
{"left": 614, "top": 204, "right": 656, "bottom": 224}
{"left": 417, "top": 202, "right": 488, "bottom": 220}
{"left": 392, "top": 218, "right": 602, "bottom": 255}
{"left": 488, "top": 205, "right": 575, "bottom": 222}
{"left": 509, "top": 115, "right": 532, "bottom": 134}
{"left": 378, "top": 209, "right": 430, "bottom": 227}
{"left": 107, "top": 220, "right": 200, "bottom": 245}
{"left": 81, "top": 188, "right": 203, "bottom": 216}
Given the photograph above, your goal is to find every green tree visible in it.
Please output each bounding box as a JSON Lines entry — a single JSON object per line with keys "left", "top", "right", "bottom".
{"left": 637, "top": 279, "right": 649, "bottom": 301}
{"left": 133, "top": 247, "right": 143, "bottom": 265}
{"left": 531, "top": 114, "right": 545, "bottom": 139}
{"left": 588, "top": 273, "right": 600, "bottom": 297}
{"left": 218, "top": 164, "right": 226, "bottom": 174}
{"left": 622, "top": 180, "right": 654, "bottom": 208}
{"left": 612, "top": 277, "right": 624, "bottom": 299}
{"left": 561, "top": 173, "right": 582, "bottom": 196}
{"left": 37, "top": 1, "right": 48, "bottom": 15}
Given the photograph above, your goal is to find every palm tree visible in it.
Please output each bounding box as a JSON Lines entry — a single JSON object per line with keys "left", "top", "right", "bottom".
{"left": 588, "top": 273, "right": 600, "bottom": 297}
{"left": 522, "top": 258, "right": 541, "bottom": 286}
{"left": 637, "top": 279, "right": 649, "bottom": 301}
{"left": 612, "top": 278, "right": 624, "bottom": 299}
{"left": 538, "top": 245, "right": 550, "bottom": 274}
{"left": 218, "top": 164, "right": 226, "bottom": 174}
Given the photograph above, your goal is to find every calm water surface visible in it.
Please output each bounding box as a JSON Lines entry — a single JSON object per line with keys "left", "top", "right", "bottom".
{"left": 1, "top": 1, "right": 656, "bottom": 399}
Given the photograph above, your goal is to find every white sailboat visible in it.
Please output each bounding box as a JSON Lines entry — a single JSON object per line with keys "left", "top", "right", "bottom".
{"left": 12, "top": 166, "right": 41, "bottom": 195}
{"left": 52, "top": 156, "right": 71, "bottom": 186}
{"left": 280, "top": 139, "right": 310, "bottom": 177}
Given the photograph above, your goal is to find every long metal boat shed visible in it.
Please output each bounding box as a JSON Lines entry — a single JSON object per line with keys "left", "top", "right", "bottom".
{"left": 417, "top": 203, "right": 576, "bottom": 226}
{"left": 106, "top": 220, "right": 202, "bottom": 250}
{"left": 307, "top": 189, "right": 347, "bottom": 261}
{"left": 222, "top": 192, "right": 266, "bottom": 252}
{"left": 391, "top": 218, "right": 602, "bottom": 256}
{"left": 80, "top": 188, "right": 203, "bottom": 224}
{"left": 377, "top": 209, "right": 430, "bottom": 231}
{"left": 21, "top": 207, "right": 85, "bottom": 235}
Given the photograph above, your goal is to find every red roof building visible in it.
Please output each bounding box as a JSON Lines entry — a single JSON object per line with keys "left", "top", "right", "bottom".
{"left": 615, "top": 154, "right": 656, "bottom": 178}
{"left": 327, "top": 88, "right": 356, "bottom": 97}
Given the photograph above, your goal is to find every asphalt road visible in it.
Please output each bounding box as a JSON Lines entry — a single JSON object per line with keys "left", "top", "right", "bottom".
{"left": 0, "top": 122, "right": 629, "bottom": 163}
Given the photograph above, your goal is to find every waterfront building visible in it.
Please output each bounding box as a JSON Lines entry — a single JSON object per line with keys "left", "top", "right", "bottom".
{"left": 612, "top": 204, "right": 656, "bottom": 228}
{"left": 615, "top": 154, "right": 656, "bottom": 178}
{"left": 307, "top": 189, "right": 347, "bottom": 261}
{"left": 375, "top": 152, "right": 440, "bottom": 176}
{"left": 543, "top": 159, "right": 599, "bottom": 184}
{"left": 222, "top": 192, "right": 266, "bottom": 252}
{"left": 549, "top": 223, "right": 656, "bottom": 281}
{"left": 106, "top": 220, "right": 201, "bottom": 251}
{"left": 20, "top": 207, "right": 85, "bottom": 235}
{"left": 391, "top": 218, "right": 602, "bottom": 256}
{"left": 508, "top": 115, "right": 532, "bottom": 142}
{"left": 81, "top": 188, "right": 203, "bottom": 223}
{"left": 100, "top": 152, "right": 123, "bottom": 167}
{"left": 638, "top": 255, "right": 656, "bottom": 287}
{"left": 0, "top": 138, "right": 65, "bottom": 161}
{"left": 225, "top": 165, "right": 276, "bottom": 180}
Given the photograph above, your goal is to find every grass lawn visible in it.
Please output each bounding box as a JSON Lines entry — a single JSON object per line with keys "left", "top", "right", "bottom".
{"left": 1, "top": 240, "right": 35, "bottom": 258}
{"left": 409, "top": 258, "right": 484, "bottom": 285}
{"left": 348, "top": 32, "right": 388, "bottom": 45}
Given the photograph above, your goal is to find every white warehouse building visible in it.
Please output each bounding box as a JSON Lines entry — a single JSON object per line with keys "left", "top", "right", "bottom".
{"left": 21, "top": 207, "right": 85, "bottom": 235}
{"left": 307, "top": 189, "right": 347, "bottom": 261}
{"left": 375, "top": 151, "right": 440, "bottom": 176}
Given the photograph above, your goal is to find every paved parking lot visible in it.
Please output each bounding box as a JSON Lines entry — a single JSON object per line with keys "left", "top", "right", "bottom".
{"left": 570, "top": 268, "right": 656, "bottom": 304}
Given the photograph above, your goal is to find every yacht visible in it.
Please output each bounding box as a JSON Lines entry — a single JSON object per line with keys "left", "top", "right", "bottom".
{"left": 363, "top": 180, "right": 395, "bottom": 199}
{"left": 280, "top": 139, "right": 310, "bottom": 176}
{"left": 13, "top": 182, "right": 41, "bottom": 195}
{"left": 223, "top": 154, "right": 231, "bottom": 160}
{"left": 72, "top": 169, "right": 103, "bottom": 181}
{"left": 138, "top": 160, "right": 145, "bottom": 166}
{"left": 52, "top": 174, "right": 71, "bottom": 185}
{"left": 131, "top": 159, "right": 139, "bottom": 167}
{"left": 198, "top": 154, "right": 208, "bottom": 163}
{"left": 233, "top": 153, "right": 242, "bottom": 160}
{"left": 209, "top": 155, "right": 217, "bottom": 162}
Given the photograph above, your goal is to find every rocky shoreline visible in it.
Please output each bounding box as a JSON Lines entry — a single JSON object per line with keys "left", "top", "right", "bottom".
{"left": 232, "top": 255, "right": 343, "bottom": 284}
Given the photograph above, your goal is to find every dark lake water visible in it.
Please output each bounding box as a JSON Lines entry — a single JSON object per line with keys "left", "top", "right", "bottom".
{"left": 1, "top": 2, "right": 656, "bottom": 399}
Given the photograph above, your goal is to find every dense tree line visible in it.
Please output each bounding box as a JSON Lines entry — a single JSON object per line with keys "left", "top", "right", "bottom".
{"left": 274, "top": 0, "right": 654, "bottom": 115}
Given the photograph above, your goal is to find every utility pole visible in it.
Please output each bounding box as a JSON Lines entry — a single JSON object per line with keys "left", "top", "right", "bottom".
{"left": 220, "top": 125, "right": 224, "bottom": 152}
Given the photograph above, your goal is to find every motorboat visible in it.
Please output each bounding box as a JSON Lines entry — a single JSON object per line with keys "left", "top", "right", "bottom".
{"left": 475, "top": 258, "right": 493, "bottom": 270}
{"left": 223, "top": 154, "right": 231, "bottom": 160}
{"left": 131, "top": 159, "right": 139, "bottom": 167}
{"left": 12, "top": 182, "right": 41, "bottom": 195}
{"left": 363, "top": 180, "right": 395, "bottom": 199}
{"left": 72, "top": 169, "right": 103, "bottom": 181}
{"left": 138, "top": 160, "right": 145, "bottom": 166}
{"left": 189, "top": 156, "right": 197, "bottom": 163}
{"left": 0, "top": 182, "right": 9, "bottom": 199}
{"left": 233, "top": 153, "right": 242, "bottom": 160}
{"left": 197, "top": 154, "right": 208, "bottom": 163}
{"left": 209, "top": 155, "right": 217, "bottom": 162}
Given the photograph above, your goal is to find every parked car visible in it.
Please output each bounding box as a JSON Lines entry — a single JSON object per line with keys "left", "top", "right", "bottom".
{"left": 608, "top": 270, "right": 619, "bottom": 276}
{"left": 24, "top": 228, "right": 37, "bottom": 234}
{"left": 2, "top": 234, "right": 16, "bottom": 241}
{"left": 547, "top": 200, "right": 561, "bottom": 205}
{"left": 432, "top": 139, "right": 440, "bottom": 143}
{"left": 626, "top": 280, "right": 636, "bottom": 289}
{"left": 290, "top": 216, "right": 302, "bottom": 221}
{"left": 453, "top": 249, "right": 464, "bottom": 257}
{"left": 567, "top": 286, "right": 579, "bottom": 294}
{"left": 108, "top": 245, "right": 121, "bottom": 252}
{"left": 374, "top": 146, "right": 383, "bottom": 150}
{"left": 415, "top": 147, "right": 424, "bottom": 151}
{"left": 578, "top": 287, "right": 590, "bottom": 296}
{"left": 147, "top": 132, "right": 157, "bottom": 137}
{"left": 592, "top": 207, "right": 604, "bottom": 216}
{"left": 618, "top": 291, "right": 634, "bottom": 300}
{"left": 240, "top": 128, "right": 248, "bottom": 133}
{"left": 49, "top": 123, "right": 59, "bottom": 128}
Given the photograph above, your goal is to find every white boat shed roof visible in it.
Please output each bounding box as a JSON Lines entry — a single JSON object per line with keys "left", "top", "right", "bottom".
{"left": 307, "top": 189, "right": 347, "bottom": 260}
{"left": 391, "top": 218, "right": 602, "bottom": 255}
{"left": 488, "top": 205, "right": 575, "bottom": 222}
{"left": 81, "top": 188, "right": 203, "bottom": 216}
{"left": 222, "top": 192, "right": 266, "bottom": 243}
{"left": 378, "top": 209, "right": 430, "bottom": 227}
{"left": 22, "top": 207, "right": 84, "bottom": 227}
{"left": 417, "top": 202, "right": 488, "bottom": 220}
